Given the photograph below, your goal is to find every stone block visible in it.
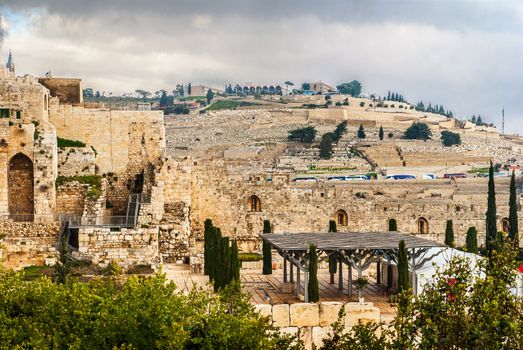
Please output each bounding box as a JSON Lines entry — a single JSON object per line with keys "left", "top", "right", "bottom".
{"left": 312, "top": 327, "right": 331, "bottom": 349}
{"left": 319, "top": 301, "right": 343, "bottom": 327}
{"left": 279, "top": 326, "right": 299, "bottom": 337}
{"left": 344, "top": 302, "right": 380, "bottom": 328}
{"left": 272, "top": 304, "right": 289, "bottom": 327}
{"left": 298, "top": 327, "right": 312, "bottom": 350}
{"left": 254, "top": 304, "right": 272, "bottom": 319}
{"left": 290, "top": 303, "right": 319, "bottom": 327}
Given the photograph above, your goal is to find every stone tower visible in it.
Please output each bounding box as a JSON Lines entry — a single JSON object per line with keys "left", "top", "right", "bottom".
{"left": 6, "top": 50, "right": 14, "bottom": 74}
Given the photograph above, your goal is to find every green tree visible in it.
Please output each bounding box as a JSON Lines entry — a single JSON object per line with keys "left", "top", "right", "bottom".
{"left": 135, "top": 89, "right": 151, "bottom": 100}
{"left": 388, "top": 219, "right": 397, "bottom": 231}
{"left": 357, "top": 124, "right": 366, "bottom": 139}
{"left": 302, "top": 82, "right": 311, "bottom": 91}
{"left": 288, "top": 126, "right": 317, "bottom": 143}
{"left": 509, "top": 171, "right": 519, "bottom": 244}
{"left": 262, "top": 220, "right": 272, "bottom": 275}
{"left": 307, "top": 244, "right": 319, "bottom": 303}
{"left": 328, "top": 220, "right": 337, "bottom": 283}
{"left": 486, "top": 161, "right": 497, "bottom": 254}
{"left": 466, "top": 226, "right": 478, "bottom": 253}
{"left": 441, "top": 130, "right": 461, "bottom": 147}
{"left": 445, "top": 220, "right": 454, "bottom": 247}
{"left": 187, "top": 82, "right": 192, "bottom": 95}
{"left": 82, "top": 88, "right": 94, "bottom": 99}
{"left": 204, "top": 218, "right": 213, "bottom": 275}
{"left": 206, "top": 88, "right": 214, "bottom": 105}
{"left": 332, "top": 121, "right": 347, "bottom": 142}
{"left": 379, "top": 126, "right": 384, "bottom": 141}
{"left": 215, "top": 236, "right": 231, "bottom": 291}
{"left": 284, "top": 81, "right": 294, "bottom": 93}
{"left": 397, "top": 240, "right": 409, "bottom": 309}
{"left": 230, "top": 240, "right": 240, "bottom": 281}
{"left": 329, "top": 220, "right": 337, "bottom": 233}
{"left": 159, "top": 90, "right": 169, "bottom": 106}
{"left": 319, "top": 133, "right": 334, "bottom": 159}
{"left": 403, "top": 122, "right": 432, "bottom": 140}
{"left": 336, "top": 80, "right": 362, "bottom": 96}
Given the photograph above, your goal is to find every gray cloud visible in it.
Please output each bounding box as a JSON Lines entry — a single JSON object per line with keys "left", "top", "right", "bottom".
{"left": 1, "top": 1, "right": 523, "bottom": 133}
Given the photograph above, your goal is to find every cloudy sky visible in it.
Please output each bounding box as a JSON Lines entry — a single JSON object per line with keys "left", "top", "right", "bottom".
{"left": 1, "top": 0, "right": 522, "bottom": 133}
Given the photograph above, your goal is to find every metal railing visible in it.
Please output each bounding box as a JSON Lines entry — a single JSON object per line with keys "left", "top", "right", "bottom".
{"left": 60, "top": 214, "right": 136, "bottom": 228}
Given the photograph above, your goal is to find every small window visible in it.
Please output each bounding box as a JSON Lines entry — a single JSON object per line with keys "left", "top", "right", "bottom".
{"left": 248, "top": 195, "right": 261, "bottom": 212}
{"left": 417, "top": 217, "right": 429, "bottom": 234}
{"left": 16, "top": 111, "right": 21, "bottom": 119}
{"left": 336, "top": 210, "right": 348, "bottom": 226}
{"left": 0, "top": 109, "right": 9, "bottom": 118}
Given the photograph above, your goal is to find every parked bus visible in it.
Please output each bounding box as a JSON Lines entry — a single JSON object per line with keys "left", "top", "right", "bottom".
{"left": 444, "top": 173, "right": 467, "bottom": 179}
{"left": 385, "top": 174, "right": 417, "bottom": 180}
{"left": 327, "top": 175, "right": 369, "bottom": 181}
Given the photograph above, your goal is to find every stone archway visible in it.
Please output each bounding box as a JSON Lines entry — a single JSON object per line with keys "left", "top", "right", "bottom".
{"left": 417, "top": 217, "right": 429, "bottom": 234}
{"left": 8, "top": 153, "right": 34, "bottom": 221}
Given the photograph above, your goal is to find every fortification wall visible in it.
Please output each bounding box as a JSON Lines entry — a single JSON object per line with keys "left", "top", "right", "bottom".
{"left": 162, "top": 158, "right": 523, "bottom": 256}
{"left": 77, "top": 226, "right": 159, "bottom": 267}
{"left": 58, "top": 146, "right": 96, "bottom": 176}
{"left": 0, "top": 222, "right": 60, "bottom": 269}
{"left": 48, "top": 104, "right": 165, "bottom": 174}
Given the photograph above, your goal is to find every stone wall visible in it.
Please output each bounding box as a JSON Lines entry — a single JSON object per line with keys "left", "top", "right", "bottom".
{"left": 77, "top": 226, "right": 159, "bottom": 267}
{"left": 48, "top": 104, "right": 165, "bottom": 174}
{"left": 58, "top": 146, "right": 96, "bottom": 176}
{"left": 56, "top": 182, "right": 88, "bottom": 216}
{"left": 254, "top": 302, "right": 380, "bottom": 349}
{"left": 161, "top": 158, "right": 523, "bottom": 257}
{"left": 0, "top": 222, "right": 60, "bottom": 269}
{"left": 37, "top": 78, "right": 83, "bottom": 105}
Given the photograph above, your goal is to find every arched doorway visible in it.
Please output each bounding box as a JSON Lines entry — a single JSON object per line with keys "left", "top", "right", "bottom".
{"left": 336, "top": 210, "right": 348, "bottom": 226}
{"left": 416, "top": 217, "right": 429, "bottom": 234}
{"left": 8, "top": 153, "right": 34, "bottom": 221}
{"left": 501, "top": 218, "right": 510, "bottom": 233}
{"left": 248, "top": 195, "right": 261, "bottom": 212}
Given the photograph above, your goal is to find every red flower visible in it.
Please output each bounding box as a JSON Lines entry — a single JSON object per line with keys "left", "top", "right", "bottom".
{"left": 518, "top": 265, "right": 523, "bottom": 274}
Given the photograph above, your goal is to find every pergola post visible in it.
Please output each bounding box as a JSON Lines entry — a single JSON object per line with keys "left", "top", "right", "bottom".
{"left": 283, "top": 257, "right": 288, "bottom": 283}
{"left": 376, "top": 256, "right": 381, "bottom": 285}
{"left": 338, "top": 259, "right": 343, "bottom": 291}
{"left": 296, "top": 267, "right": 301, "bottom": 295}
{"left": 290, "top": 262, "right": 294, "bottom": 283}
{"left": 304, "top": 270, "right": 309, "bottom": 303}
{"left": 329, "top": 254, "right": 335, "bottom": 284}
{"left": 411, "top": 249, "right": 417, "bottom": 295}
{"left": 348, "top": 264, "right": 353, "bottom": 297}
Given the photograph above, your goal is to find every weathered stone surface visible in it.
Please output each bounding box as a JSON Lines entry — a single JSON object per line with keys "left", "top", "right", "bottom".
{"left": 290, "top": 303, "right": 319, "bottom": 327}
{"left": 344, "top": 302, "right": 380, "bottom": 327}
{"left": 272, "top": 303, "right": 290, "bottom": 328}
{"left": 312, "top": 326, "right": 332, "bottom": 349}
{"left": 254, "top": 304, "right": 272, "bottom": 319}
{"left": 298, "top": 327, "right": 312, "bottom": 350}
{"left": 319, "top": 301, "right": 343, "bottom": 327}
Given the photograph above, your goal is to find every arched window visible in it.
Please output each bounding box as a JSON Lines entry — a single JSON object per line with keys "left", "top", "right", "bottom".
{"left": 417, "top": 217, "right": 429, "bottom": 234}
{"left": 336, "top": 210, "right": 348, "bottom": 226}
{"left": 248, "top": 195, "right": 261, "bottom": 212}
{"left": 8, "top": 153, "right": 34, "bottom": 221}
{"left": 501, "top": 218, "right": 510, "bottom": 233}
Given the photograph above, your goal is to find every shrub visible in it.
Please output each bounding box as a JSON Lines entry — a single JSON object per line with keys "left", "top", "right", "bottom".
{"left": 238, "top": 253, "right": 263, "bottom": 262}
{"left": 388, "top": 132, "right": 394, "bottom": 138}
{"left": 404, "top": 122, "right": 432, "bottom": 140}
{"left": 288, "top": 126, "right": 317, "bottom": 143}
{"left": 441, "top": 130, "right": 461, "bottom": 147}
{"left": 57, "top": 137, "right": 86, "bottom": 148}
{"left": 359, "top": 101, "right": 365, "bottom": 107}
{"left": 357, "top": 124, "right": 366, "bottom": 139}
{"left": 319, "top": 133, "right": 334, "bottom": 159}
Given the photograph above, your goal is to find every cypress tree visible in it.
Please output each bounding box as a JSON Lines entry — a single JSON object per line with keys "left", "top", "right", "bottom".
{"left": 215, "top": 236, "right": 230, "bottom": 292}
{"left": 262, "top": 240, "right": 272, "bottom": 275}
{"left": 509, "top": 171, "right": 519, "bottom": 244}
{"left": 210, "top": 227, "right": 222, "bottom": 283}
{"left": 444, "top": 220, "right": 454, "bottom": 247}
{"left": 397, "top": 240, "right": 409, "bottom": 294}
{"left": 203, "top": 219, "right": 213, "bottom": 275}
{"left": 486, "top": 161, "right": 497, "bottom": 254}
{"left": 307, "top": 244, "right": 319, "bottom": 302}
{"left": 388, "top": 218, "right": 398, "bottom": 231}
{"left": 379, "top": 126, "right": 384, "bottom": 141}
{"left": 466, "top": 226, "right": 478, "bottom": 253}
{"left": 230, "top": 240, "right": 240, "bottom": 281}
{"left": 357, "top": 124, "right": 366, "bottom": 139}
{"left": 262, "top": 219, "right": 272, "bottom": 275}
{"left": 328, "top": 220, "right": 337, "bottom": 283}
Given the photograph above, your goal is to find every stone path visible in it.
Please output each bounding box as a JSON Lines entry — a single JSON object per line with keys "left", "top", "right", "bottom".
{"left": 163, "top": 264, "right": 397, "bottom": 320}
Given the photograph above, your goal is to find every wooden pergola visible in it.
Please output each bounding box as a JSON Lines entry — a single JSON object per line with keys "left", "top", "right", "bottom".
{"left": 261, "top": 231, "right": 445, "bottom": 302}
